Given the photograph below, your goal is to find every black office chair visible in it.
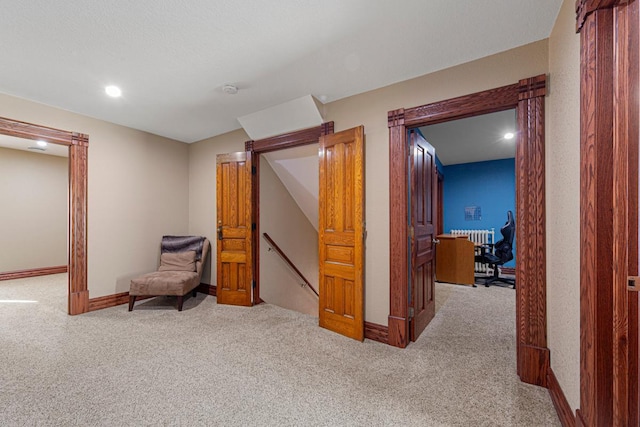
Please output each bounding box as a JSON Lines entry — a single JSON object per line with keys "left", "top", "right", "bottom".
{"left": 475, "top": 211, "right": 516, "bottom": 288}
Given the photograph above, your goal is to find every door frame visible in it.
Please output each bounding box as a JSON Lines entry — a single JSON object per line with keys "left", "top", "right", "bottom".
{"left": 245, "top": 122, "right": 334, "bottom": 304}
{"left": 388, "top": 75, "right": 549, "bottom": 388}
{"left": 0, "top": 116, "right": 89, "bottom": 315}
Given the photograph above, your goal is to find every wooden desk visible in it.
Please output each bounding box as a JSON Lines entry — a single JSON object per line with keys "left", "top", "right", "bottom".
{"left": 435, "top": 234, "right": 475, "bottom": 286}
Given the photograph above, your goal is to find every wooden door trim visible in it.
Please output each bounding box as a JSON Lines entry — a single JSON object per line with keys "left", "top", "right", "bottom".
{"left": 248, "top": 122, "right": 334, "bottom": 154}
{"left": 575, "top": 1, "right": 639, "bottom": 425}
{"left": 245, "top": 122, "right": 334, "bottom": 304}
{"left": 0, "top": 116, "right": 89, "bottom": 315}
{"left": 388, "top": 76, "right": 549, "bottom": 389}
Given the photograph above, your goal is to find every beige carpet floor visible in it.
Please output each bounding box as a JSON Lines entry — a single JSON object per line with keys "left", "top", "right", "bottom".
{"left": 0, "top": 274, "right": 560, "bottom": 426}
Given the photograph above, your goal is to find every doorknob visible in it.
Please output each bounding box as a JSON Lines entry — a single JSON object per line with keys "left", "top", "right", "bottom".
{"left": 433, "top": 239, "right": 440, "bottom": 245}
{"left": 217, "top": 221, "right": 223, "bottom": 241}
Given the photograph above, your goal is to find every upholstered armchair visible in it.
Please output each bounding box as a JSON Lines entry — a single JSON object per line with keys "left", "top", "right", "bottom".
{"left": 129, "top": 236, "right": 210, "bottom": 311}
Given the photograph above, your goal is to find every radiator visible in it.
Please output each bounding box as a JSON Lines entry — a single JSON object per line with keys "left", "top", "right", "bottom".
{"left": 449, "top": 228, "right": 495, "bottom": 274}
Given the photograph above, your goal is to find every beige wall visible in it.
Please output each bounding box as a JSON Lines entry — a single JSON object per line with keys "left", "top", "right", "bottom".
{"left": 0, "top": 93, "right": 190, "bottom": 298}
{"left": 259, "top": 157, "right": 318, "bottom": 316}
{"left": 322, "top": 40, "right": 549, "bottom": 324}
{"left": 547, "top": 0, "right": 581, "bottom": 411}
{"left": 0, "top": 148, "right": 67, "bottom": 271}
{"left": 188, "top": 40, "right": 549, "bottom": 325}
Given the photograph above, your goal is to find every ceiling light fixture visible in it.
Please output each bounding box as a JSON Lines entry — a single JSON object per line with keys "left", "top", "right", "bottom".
{"left": 105, "top": 85, "right": 122, "bottom": 98}
{"left": 504, "top": 132, "right": 515, "bottom": 140}
{"left": 37, "top": 140, "right": 47, "bottom": 147}
{"left": 222, "top": 84, "right": 238, "bottom": 95}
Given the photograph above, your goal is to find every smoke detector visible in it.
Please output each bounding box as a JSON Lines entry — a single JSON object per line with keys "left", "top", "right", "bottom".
{"left": 222, "top": 84, "right": 238, "bottom": 95}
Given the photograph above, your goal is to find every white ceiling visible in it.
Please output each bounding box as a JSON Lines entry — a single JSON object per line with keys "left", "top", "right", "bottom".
{"left": 420, "top": 109, "right": 516, "bottom": 166}
{"left": 0, "top": 1, "right": 562, "bottom": 143}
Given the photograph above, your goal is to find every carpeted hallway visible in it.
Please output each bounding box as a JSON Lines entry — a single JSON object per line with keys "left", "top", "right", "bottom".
{"left": 0, "top": 274, "right": 560, "bottom": 426}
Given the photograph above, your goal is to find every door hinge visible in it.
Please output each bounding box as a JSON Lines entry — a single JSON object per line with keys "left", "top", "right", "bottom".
{"left": 251, "top": 166, "right": 257, "bottom": 175}
{"left": 629, "top": 276, "right": 640, "bottom": 292}
{"left": 409, "top": 307, "right": 415, "bottom": 318}
{"left": 252, "top": 223, "right": 256, "bottom": 230}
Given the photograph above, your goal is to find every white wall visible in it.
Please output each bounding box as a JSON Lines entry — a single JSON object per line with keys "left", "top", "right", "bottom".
{"left": 547, "top": 0, "right": 581, "bottom": 411}
{"left": 0, "top": 93, "right": 190, "bottom": 298}
{"left": 259, "top": 156, "right": 318, "bottom": 316}
{"left": 0, "top": 147, "right": 67, "bottom": 271}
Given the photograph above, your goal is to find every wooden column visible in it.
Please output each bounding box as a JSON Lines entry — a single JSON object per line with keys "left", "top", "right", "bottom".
{"left": 577, "top": 2, "right": 617, "bottom": 425}
{"left": 577, "top": 2, "right": 640, "bottom": 424}
{"left": 613, "top": 3, "right": 639, "bottom": 425}
{"left": 515, "top": 75, "right": 549, "bottom": 387}
{"left": 388, "top": 108, "right": 409, "bottom": 348}
{"left": 68, "top": 133, "right": 89, "bottom": 315}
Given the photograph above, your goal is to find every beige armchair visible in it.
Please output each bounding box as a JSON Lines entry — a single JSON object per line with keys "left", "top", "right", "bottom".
{"left": 129, "top": 237, "right": 210, "bottom": 311}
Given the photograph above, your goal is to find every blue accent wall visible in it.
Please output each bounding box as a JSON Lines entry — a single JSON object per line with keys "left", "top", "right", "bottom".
{"left": 443, "top": 158, "right": 515, "bottom": 267}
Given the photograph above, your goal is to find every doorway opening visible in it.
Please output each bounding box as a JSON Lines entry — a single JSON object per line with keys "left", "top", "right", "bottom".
{"left": 388, "top": 75, "right": 549, "bottom": 387}
{"left": 422, "top": 109, "right": 517, "bottom": 285}
{"left": 245, "top": 122, "right": 333, "bottom": 309}
{"left": 258, "top": 144, "right": 320, "bottom": 316}
{"left": 0, "top": 116, "right": 89, "bottom": 315}
{"left": 0, "top": 135, "right": 69, "bottom": 312}
{"left": 411, "top": 110, "right": 517, "bottom": 340}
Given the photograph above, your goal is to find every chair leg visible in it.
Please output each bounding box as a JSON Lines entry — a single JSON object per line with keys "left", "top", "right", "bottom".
{"left": 485, "top": 266, "right": 499, "bottom": 287}
{"left": 484, "top": 265, "right": 515, "bottom": 288}
{"left": 177, "top": 295, "right": 184, "bottom": 311}
{"left": 128, "top": 295, "right": 136, "bottom": 311}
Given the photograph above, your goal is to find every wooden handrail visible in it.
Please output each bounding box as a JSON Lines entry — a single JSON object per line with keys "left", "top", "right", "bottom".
{"left": 262, "top": 233, "right": 319, "bottom": 297}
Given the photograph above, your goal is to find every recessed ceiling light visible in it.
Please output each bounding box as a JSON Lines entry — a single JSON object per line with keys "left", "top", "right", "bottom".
{"left": 504, "top": 132, "right": 515, "bottom": 140}
{"left": 105, "top": 85, "right": 122, "bottom": 97}
{"left": 37, "top": 140, "right": 47, "bottom": 147}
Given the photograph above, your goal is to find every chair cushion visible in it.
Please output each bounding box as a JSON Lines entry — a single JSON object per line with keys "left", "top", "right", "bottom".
{"left": 130, "top": 270, "right": 199, "bottom": 296}
{"left": 158, "top": 251, "right": 196, "bottom": 272}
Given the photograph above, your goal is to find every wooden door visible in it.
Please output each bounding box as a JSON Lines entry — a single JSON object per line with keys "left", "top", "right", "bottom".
{"left": 409, "top": 130, "right": 437, "bottom": 341}
{"left": 216, "top": 152, "right": 253, "bottom": 306}
{"left": 318, "top": 126, "right": 365, "bottom": 341}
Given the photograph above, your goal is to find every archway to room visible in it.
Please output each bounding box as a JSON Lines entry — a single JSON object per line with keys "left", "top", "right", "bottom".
{"left": 419, "top": 108, "right": 517, "bottom": 311}
{"left": 388, "top": 75, "right": 549, "bottom": 387}
{"left": 0, "top": 134, "right": 69, "bottom": 312}
{"left": 0, "top": 116, "right": 89, "bottom": 315}
{"left": 421, "top": 108, "right": 517, "bottom": 281}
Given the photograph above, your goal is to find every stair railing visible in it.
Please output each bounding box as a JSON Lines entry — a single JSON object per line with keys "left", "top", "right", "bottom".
{"left": 262, "top": 233, "right": 319, "bottom": 297}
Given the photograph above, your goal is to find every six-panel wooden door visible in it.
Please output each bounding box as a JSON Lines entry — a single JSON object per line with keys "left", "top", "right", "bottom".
{"left": 318, "top": 126, "right": 365, "bottom": 341}
{"left": 216, "top": 152, "right": 253, "bottom": 307}
{"left": 409, "top": 130, "right": 437, "bottom": 341}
